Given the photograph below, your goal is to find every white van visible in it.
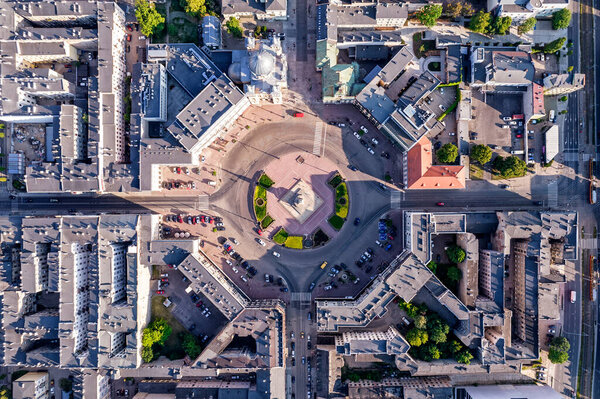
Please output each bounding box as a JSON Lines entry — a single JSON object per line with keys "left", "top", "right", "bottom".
{"left": 207, "top": 180, "right": 217, "bottom": 186}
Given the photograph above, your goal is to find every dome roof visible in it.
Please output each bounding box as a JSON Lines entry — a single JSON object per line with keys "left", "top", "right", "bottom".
{"left": 249, "top": 49, "right": 275, "bottom": 78}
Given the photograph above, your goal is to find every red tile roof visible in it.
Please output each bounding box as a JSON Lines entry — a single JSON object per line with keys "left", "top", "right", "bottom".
{"left": 406, "top": 136, "right": 466, "bottom": 190}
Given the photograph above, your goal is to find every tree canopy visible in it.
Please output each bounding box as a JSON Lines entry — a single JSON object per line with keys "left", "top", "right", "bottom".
{"left": 446, "top": 245, "right": 466, "bottom": 263}
{"left": 182, "top": 333, "right": 203, "bottom": 359}
{"left": 416, "top": 4, "right": 443, "bottom": 27}
{"left": 455, "top": 350, "right": 474, "bottom": 364}
{"left": 134, "top": 0, "right": 165, "bottom": 37}
{"left": 414, "top": 315, "right": 428, "bottom": 329}
{"left": 445, "top": 1, "right": 463, "bottom": 18}
{"left": 548, "top": 336, "right": 570, "bottom": 363}
{"left": 542, "top": 37, "right": 566, "bottom": 54}
{"left": 180, "top": 0, "right": 206, "bottom": 16}
{"left": 141, "top": 318, "right": 172, "bottom": 363}
{"left": 552, "top": 8, "right": 571, "bottom": 30}
{"left": 226, "top": 17, "right": 243, "bottom": 38}
{"left": 406, "top": 328, "right": 429, "bottom": 347}
{"left": 490, "top": 16, "right": 512, "bottom": 35}
{"left": 469, "top": 11, "right": 492, "bottom": 33}
{"left": 436, "top": 143, "right": 459, "bottom": 164}
{"left": 518, "top": 17, "right": 537, "bottom": 34}
{"left": 447, "top": 266, "right": 462, "bottom": 282}
{"left": 470, "top": 144, "right": 493, "bottom": 165}
{"left": 493, "top": 155, "right": 527, "bottom": 178}
{"left": 427, "top": 318, "right": 450, "bottom": 344}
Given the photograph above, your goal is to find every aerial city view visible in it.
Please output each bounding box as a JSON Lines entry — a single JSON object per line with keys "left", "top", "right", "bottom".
{"left": 0, "top": 0, "right": 598, "bottom": 397}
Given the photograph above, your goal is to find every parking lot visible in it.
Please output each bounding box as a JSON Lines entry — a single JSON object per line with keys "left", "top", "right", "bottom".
{"left": 469, "top": 91, "right": 524, "bottom": 158}
{"left": 154, "top": 265, "right": 228, "bottom": 338}
{"left": 159, "top": 165, "right": 218, "bottom": 194}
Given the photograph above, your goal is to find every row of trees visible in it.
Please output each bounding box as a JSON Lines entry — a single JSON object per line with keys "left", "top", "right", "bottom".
{"left": 399, "top": 300, "right": 474, "bottom": 364}
{"left": 469, "top": 12, "right": 512, "bottom": 35}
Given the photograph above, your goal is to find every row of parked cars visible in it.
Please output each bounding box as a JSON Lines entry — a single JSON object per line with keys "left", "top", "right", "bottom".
{"left": 163, "top": 180, "right": 196, "bottom": 190}
{"left": 352, "top": 126, "right": 377, "bottom": 155}
{"left": 189, "top": 291, "right": 212, "bottom": 318}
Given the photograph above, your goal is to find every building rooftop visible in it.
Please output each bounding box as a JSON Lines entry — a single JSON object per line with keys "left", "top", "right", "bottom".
{"left": 405, "top": 136, "right": 466, "bottom": 190}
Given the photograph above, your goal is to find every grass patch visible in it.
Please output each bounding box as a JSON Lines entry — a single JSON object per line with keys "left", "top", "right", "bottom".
{"left": 261, "top": 214, "right": 274, "bottom": 229}
{"left": 469, "top": 163, "right": 484, "bottom": 180}
{"left": 258, "top": 173, "right": 275, "bottom": 188}
{"left": 328, "top": 173, "right": 343, "bottom": 188}
{"left": 313, "top": 229, "right": 329, "bottom": 246}
{"left": 151, "top": 296, "right": 187, "bottom": 360}
{"left": 254, "top": 185, "right": 267, "bottom": 221}
{"left": 428, "top": 62, "right": 441, "bottom": 72}
{"left": 273, "top": 228, "right": 289, "bottom": 245}
{"left": 335, "top": 182, "right": 349, "bottom": 219}
{"left": 412, "top": 32, "right": 436, "bottom": 58}
{"left": 328, "top": 215, "right": 345, "bottom": 230}
{"left": 284, "top": 235, "right": 304, "bottom": 249}
{"left": 152, "top": 265, "right": 161, "bottom": 280}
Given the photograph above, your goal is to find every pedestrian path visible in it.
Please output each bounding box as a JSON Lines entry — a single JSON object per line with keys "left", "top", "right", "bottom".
{"left": 291, "top": 292, "right": 311, "bottom": 302}
{"left": 390, "top": 190, "right": 403, "bottom": 209}
{"left": 195, "top": 195, "right": 210, "bottom": 210}
{"left": 313, "top": 122, "right": 323, "bottom": 155}
{"left": 547, "top": 181, "right": 558, "bottom": 208}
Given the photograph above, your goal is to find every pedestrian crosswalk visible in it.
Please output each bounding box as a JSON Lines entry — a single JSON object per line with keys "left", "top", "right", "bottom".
{"left": 581, "top": 238, "right": 598, "bottom": 250}
{"left": 195, "top": 195, "right": 210, "bottom": 210}
{"left": 291, "top": 292, "right": 311, "bottom": 302}
{"left": 563, "top": 152, "right": 578, "bottom": 162}
{"left": 390, "top": 190, "right": 402, "bottom": 209}
{"left": 547, "top": 181, "right": 558, "bottom": 208}
{"left": 313, "top": 122, "right": 323, "bottom": 155}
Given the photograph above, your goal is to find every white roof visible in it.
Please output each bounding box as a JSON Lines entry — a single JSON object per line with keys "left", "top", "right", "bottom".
{"left": 545, "top": 124, "right": 559, "bottom": 162}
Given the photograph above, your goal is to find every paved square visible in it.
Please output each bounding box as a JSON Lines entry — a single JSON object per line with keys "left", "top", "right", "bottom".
{"left": 279, "top": 179, "right": 324, "bottom": 223}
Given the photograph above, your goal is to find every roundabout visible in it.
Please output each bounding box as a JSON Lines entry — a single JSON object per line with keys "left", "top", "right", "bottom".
{"left": 209, "top": 114, "right": 397, "bottom": 295}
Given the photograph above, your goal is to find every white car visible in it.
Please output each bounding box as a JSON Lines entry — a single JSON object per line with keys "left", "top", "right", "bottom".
{"left": 232, "top": 238, "right": 239, "bottom": 245}
{"left": 448, "top": 132, "right": 456, "bottom": 136}
{"left": 257, "top": 239, "right": 266, "bottom": 246}
{"left": 225, "top": 259, "right": 233, "bottom": 266}
{"left": 232, "top": 267, "right": 239, "bottom": 273}
{"left": 502, "top": 116, "right": 512, "bottom": 121}
{"left": 338, "top": 123, "right": 346, "bottom": 127}
{"left": 353, "top": 131, "right": 361, "bottom": 139}
{"left": 273, "top": 251, "right": 281, "bottom": 257}
{"left": 367, "top": 147, "right": 375, "bottom": 155}
{"left": 241, "top": 275, "right": 248, "bottom": 282}
{"left": 371, "top": 137, "right": 379, "bottom": 145}
{"left": 502, "top": 125, "right": 510, "bottom": 129}
{"left": 360, "top": 125, "right": 368, "bottom": 134}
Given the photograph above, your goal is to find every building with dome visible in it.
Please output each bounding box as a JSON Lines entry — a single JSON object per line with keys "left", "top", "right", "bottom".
{"left": 228, "top": 37, "right": 287, "bottom": 104}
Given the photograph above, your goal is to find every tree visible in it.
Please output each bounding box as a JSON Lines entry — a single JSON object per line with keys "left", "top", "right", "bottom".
{"left": 134, "top": 0, "right": 165, "bottom": 37}
{"left": 406, "top": 328, "right": 429, "bottom": 347}
{"left": 180, "top": 0, "right": 206, "bottom": 16}
{"left": 461, "top": 3, "right": 474, "bottom": 16}
{"left": 445, "top": 1, "right": 462, "bottom": 19}
{"left": 548, "top": 336, "right": 570, "bottom": 363}
{"left": 455, "top": 349, "right": 474, "bottom": 364}
{"left": 182, "top": 333, "right": 203, "bottom": 359}
{"left": 490, "top": 16, "right": 512, "bottom": 35}
{"left": 59, "top": 378, "right": 73, "bottom": 393}
{"left": 436, "top": 143, "right": 459, "bottom": 164}
{"left": 567, "top": 65, "right": 574, "bottom": 72}
{"left": 494, "top": 155, "right": 527, "bottom": 178}
{"left": 427, "top": 318, "right": 450, "bottom": 344}
{"left": 427, "top": 261, "right": 438, "bottom": 274}
{"left": 448, "top": 340, "right": 463, "bottom": 354}
{"left": 149, "top": 318, "right": 172, "bottom": 345}
{"left": 422, "top": 343, "right": 441, "bottom": 361}
{"left": 518, "top": 17, "right": 537, "bottom": 34}
{"left": 141, "top": 346, "right": 154, "bottom": 363}
{"left": 447, "top": 266, "right": 462, "bottom": 282}
{"left": 469, "top": 11, "right": 491, "bottom": 33}
{"left": 0, "top": 386, "right": 9, "bottom": 399}
{"left": 414, "top": 315, "right": 428, "bottom": 329}
{"left": 446, "top": 245, "right": 466, "bottom": 263}
{"left": 226, "top": 17, "right": 243, "bottom": 38}
{"left": 543, "top": 37, "right": 566, "bottom": 54}
{"left": 559, "top": 95, "right": 568, "bottom": 101}
{"left": 552, "top": 8, "right": 571, "bottom": 30}
{"left": 470, "top": 144, "right": 493, "bottom": 165}
{"left": 416, "top": 4, "right": 443, "bottom": 28}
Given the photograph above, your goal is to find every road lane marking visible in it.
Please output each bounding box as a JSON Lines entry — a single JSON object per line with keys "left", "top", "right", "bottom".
{"left": 390, "top": 191, "right": 402, "bottom": 209}
{"left": 547, "top": 180, "right": 558, "bottom": 208}
{"left": 291, "top": 292, "right": 311, "bottom": 302}
{"left": 195, "top": 195, "right": 210, "bottom": 210}
{"left": 313, "top": 122, "right": 323, "bottom": 155}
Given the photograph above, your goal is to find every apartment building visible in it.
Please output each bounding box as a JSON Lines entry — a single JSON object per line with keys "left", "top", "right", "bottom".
{"left": 13, "top": 371, "right": 49, "bottom": 399}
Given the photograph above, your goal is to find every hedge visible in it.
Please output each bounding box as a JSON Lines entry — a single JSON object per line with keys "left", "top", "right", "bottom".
{"left": 328, "top": 173, "right": 343, "bottom": 188}
{"left": 261, "top": 214, "right": 274, "bottom": 229}
{"left": 285, "top": 236, "right": 304, "bottom": 249}
{"left": 254, "top": 186, "right": 267, "bottom": 221}
{"left": 328, "top": 215, "right": 345, "bottom": 230}
{"left": 437, "top": 88, "right": 462, "bottom": 121}
{"left": 335, "top": 182, "right": 349, "bottom": 218}
{"left": 258, "top": 174, "right": 275, "bottom": 188}
{"left": 273, "top": 228, "right": 289, "bottom": 245}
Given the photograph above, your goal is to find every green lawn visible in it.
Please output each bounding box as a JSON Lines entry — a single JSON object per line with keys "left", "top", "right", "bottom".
{"left": 151, "top": 296, "right": 187, "bottom": 360}
{"left": 258, "top": 173, "right": 275, "bottom": 188}
{"left": 412, "top": 32, "right": 436, "bottom": 58}
{"left": 285, "top": 236, "right": 304, "bottom": 249}
{"left": 469, "top": 163, "right": 484, "bottom": 180}
{"left": 261, "top": 214, "right": 274, "bottom": 229}
{"left": 335, "top": 182, "right": 349, "bottom": 219}
{"left": 254, "top": 185, "right": 267, "bottom": 221}
{"left": 328, "top": 173, "right": 343, "bottom": 188}
{"left": 328, "top": 215, "right": 345, "bottom": 230}
{"left": 273, "top": 228, "right": 289, "bottom": 244}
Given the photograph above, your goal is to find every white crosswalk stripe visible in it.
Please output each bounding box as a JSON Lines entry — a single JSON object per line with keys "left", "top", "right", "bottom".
{"left": 581, "top": 238, "right": 598, "bottom": 250}
{"left": 563, "top": 153, "right": 578, "bottom": 162}
{"left": 313, "top": 122, "right": 323, "bottom": 155}
{"left": 547, "top": 181, "right": 558, "bottom": 208}
{"left": 390, "top": 191, "right": 402, "bottom": 209}
{"left": 195, "top": 195, "right": 210, "bottom": 210}
{"left": 291, "top": 292, "right": 311, "bottom": 302}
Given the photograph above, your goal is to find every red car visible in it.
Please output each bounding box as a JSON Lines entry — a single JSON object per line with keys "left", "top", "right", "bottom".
{"left": 168, "top": 264, "right": 174, "bottom": 268}
{"left": 192, "top": 217, "right": 197, "bottom": 225}
{"left": 436, "top": 202, "right": 445, "bottom": 206}
{"left": 257, "top": 228, "right": 263, "bottom": 236}
{"left": 156, "top": 290, "right": 165, "bottom": 294}
{"left": 293, "top": 112, "right": 304, "bottom": 117}
{"left": 516, "top": 134, "right": 522, "bottom": 138}
{"left": 126, "top": 25, "right": 133, "bottom": 32}
{"left": 176, "top": 167, "right": 181, "bottom": 174}
{"left": 161, "top": 278, "right": 168, "bottom": 282}
{"left": 177, "top": 214, "right": 183, "bottom": 223}
{"left": 200, "top": 215, "right": 205, "bottom": 223}
{"left": 126, "top": 34, "right": 132, "bottom": 42}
